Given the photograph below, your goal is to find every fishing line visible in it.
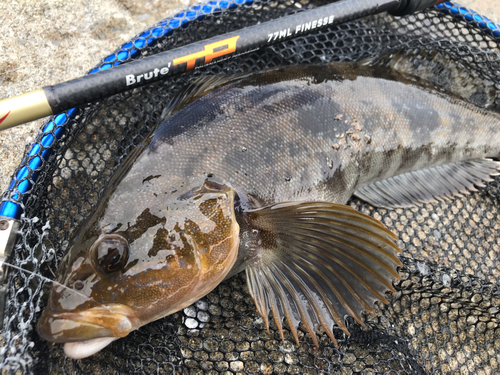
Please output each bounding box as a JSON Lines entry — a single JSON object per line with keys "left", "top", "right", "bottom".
{"left": 1, "top": 262, "right": 108, "bottom": 310}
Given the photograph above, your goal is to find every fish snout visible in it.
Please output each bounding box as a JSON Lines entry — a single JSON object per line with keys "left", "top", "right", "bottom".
{"left": 37, "top": 304, "right": 138, "bottom": 344}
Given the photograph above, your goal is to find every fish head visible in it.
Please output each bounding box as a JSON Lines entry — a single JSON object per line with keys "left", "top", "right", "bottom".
{"left": 38, "top": 177, "right": 240, "bottom": 358}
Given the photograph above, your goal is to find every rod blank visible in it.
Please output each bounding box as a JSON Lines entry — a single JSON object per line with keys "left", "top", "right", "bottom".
{"left": 0, "top": 0, "right": 445, "bottom": 132}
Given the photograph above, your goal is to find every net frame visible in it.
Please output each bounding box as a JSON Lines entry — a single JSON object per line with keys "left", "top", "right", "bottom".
{"left": 1, "top": 0, "right": 500, "bottom": 373}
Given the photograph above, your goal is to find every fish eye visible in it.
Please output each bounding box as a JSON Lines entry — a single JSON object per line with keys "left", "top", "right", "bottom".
{"left": 92, "top": 234, "right": 129, "bottom": 274}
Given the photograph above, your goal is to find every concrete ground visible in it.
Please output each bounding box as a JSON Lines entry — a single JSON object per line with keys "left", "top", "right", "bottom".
{"left": 0, "top": 0, "right": 498, "bottom": 195}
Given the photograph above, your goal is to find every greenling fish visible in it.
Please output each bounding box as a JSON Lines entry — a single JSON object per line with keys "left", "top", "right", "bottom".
{"left": 37, "top": 63, "right": 500, "bottom": 359}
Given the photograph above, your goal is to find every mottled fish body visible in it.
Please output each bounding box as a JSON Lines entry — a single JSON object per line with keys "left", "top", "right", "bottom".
{"left": 38, "top": 64, "right": 500, "bottom": 358}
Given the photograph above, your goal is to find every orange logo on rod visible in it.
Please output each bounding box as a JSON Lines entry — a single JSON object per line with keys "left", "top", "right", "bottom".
{"left": 173, "top": 36, "right": 240, "bottom": 71}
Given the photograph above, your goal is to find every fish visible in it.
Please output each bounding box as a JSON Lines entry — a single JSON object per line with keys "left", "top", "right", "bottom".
{"left": 37, "top": 63, "right": 500, "bottom": 359}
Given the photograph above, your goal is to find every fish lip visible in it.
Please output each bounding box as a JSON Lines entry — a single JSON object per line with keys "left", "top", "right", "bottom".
{"left": 37, "top": 304, "right": 138, "bottom": 344}
{"left": 64, "top": 337, "right": 119, "bottom": 359}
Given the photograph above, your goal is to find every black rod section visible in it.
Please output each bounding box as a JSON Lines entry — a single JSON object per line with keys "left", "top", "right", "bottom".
{"left": 0, "top": 0, "right": 444, "bottom": 130}
{"left": 45, "top": 0, "right": 402, "bottom": 113}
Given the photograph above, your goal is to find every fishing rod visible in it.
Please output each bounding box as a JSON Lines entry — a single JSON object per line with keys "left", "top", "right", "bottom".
{"left": 0, "top": 0, "right": 444, "bottom": 132}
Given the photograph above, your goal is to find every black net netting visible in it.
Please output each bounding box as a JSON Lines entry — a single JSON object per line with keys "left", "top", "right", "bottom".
{"left": 2, "top": 0, "right": 500, "bottom": 373}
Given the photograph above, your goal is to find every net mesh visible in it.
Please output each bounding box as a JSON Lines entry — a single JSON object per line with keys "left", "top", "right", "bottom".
{"left": 2, "top": 0, "right": 500, "bottom": 373}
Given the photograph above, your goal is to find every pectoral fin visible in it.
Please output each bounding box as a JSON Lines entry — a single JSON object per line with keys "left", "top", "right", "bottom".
{"left": 354, "top": 158, "right": 500, "bottom": 208}
{"left": 243, "top": 202, "right": 402, "bottom": 346}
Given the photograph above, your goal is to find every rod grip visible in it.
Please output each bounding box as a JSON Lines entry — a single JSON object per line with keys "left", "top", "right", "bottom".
{"left": 0, "top": 89, "right": 53, "bottom": 131}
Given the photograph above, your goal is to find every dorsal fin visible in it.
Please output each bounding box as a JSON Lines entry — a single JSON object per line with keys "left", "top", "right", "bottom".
{"left": 159, "top": 63, "right": 357, "bottom": 121}
{"left": 354, "top": 158, "right": 500, "bottom": 209}
{"left": 160, "top": 73, "right": 251, "bottom": 120}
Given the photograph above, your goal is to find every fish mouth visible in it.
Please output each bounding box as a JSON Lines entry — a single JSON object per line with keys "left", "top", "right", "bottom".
{"left": 37, "top": 304, "right": 139, "bottom": 358}
{"left": 63, "top": 337, "right": 119, "bottom": 359}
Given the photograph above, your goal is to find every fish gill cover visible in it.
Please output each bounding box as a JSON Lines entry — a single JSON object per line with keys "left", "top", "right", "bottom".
{"left": 1, "top": 0, "right": 500, "bottom": 373}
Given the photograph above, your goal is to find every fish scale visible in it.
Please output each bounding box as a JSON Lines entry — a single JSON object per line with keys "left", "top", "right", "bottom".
{"left": 37, "top": 63, "right": 500, "bottom": 358}
{"left": 148, "top": 66, "right": 500, "bottom": 205}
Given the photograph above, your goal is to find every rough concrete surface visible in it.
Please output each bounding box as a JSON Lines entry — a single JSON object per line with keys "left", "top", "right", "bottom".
{"left": 0, "top": 0, "right": 498, "bottom": 196}
{"left": 0, "top": 0, "right": 190, "bottom": 196}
